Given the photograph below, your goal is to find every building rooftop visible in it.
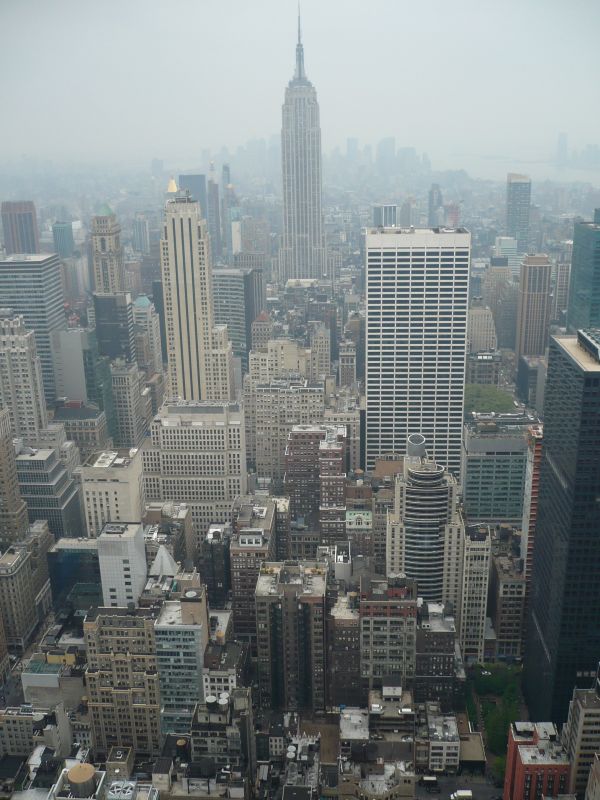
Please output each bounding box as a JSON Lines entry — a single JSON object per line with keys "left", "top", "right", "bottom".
{"left": 256, "top": 562, "right": 327, "bottom": 598}
{"left": 339, "top": 709, "right": 369, "bottom": 741}
{"left": 330, "top": 593, "right": 359, "bottom": 621}
{"left": 0, "top": 254, "right": 56, "bottom": 263}
{"left": 518, "top": 740, "right": 569, "bottom": 766}
{"left": 49, "top": 537, "right": 98, "bottom": 553}
{"left": 156, "top": 598, "right": 205, "bottom": 628}
{"left": 98, "top": 522, "right": 142, "bottom": 540}
{"left": 86, "top": 449, "right": 138, "bottom": 469}
{"left": 557, "top": 332, "right": 600, "bottom": 372}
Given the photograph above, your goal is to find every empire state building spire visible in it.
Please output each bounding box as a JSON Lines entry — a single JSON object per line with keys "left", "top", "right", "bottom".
{"left": 279, "top": 12, "right": 326, "bottom": 282}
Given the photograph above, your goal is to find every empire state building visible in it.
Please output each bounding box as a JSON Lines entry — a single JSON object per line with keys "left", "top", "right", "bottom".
{"left": 279, "top": 16, "right": 326, "bottom": 282}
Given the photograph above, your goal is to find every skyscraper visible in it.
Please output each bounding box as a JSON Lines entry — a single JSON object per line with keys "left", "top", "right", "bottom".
{"left": 0, "top": 254, "right": 65, "bottom": 404}
{"left": 506, "top": 173, "right": 531, "bottom": 254}
{"left": 178, "top": 174, "right": 207, "bottom": 217}
{"left": 0, "top": 313, "right": 48, "bottom": 439}
{"left": 365, "top": 226, "right": 470, "bottom": 474}
{"left": 0, "top": 409, "right": 28, "bottom": 546}
{"left": 160, "top": 192, "right": 232, "bottom": 401}
{"left": 207, "top": 167, "right": 222, "bottom": 260}
{"left": 515, "top": 254, "right": 552, "bottom": 362}
{"left": 279, "top": 15, "right": 326, "bottom": 281}
{"left": 52, "top": 222, "right": 75, "bottom": 259}
{"left": 567, "top": 209, "right": 600, "bottom": 333}
{"left": 93, "top": 292, "right": 136, "bottom": 362}
{"left": 524, "top": 330, "right": 600, "bottom": 722}
{"left": 428, "top": 184, "right": 444, "bottom": 227}
{"left": 1, "top": 201, "right": 39, "bottom": 255}
{"left": 90, "top": 206, "right": 125, "bottom": 294}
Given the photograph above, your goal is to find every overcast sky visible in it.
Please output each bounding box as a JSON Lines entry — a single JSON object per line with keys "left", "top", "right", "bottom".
{"left": 1, "top": 0, "right": 599, "bottom": 177}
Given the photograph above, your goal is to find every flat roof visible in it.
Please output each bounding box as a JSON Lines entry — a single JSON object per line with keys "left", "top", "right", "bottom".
{"left": 555, "top": 334, "right": 600, "bottom": 372}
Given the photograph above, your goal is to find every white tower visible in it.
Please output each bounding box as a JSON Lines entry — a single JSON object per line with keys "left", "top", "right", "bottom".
{"left": 279, "top": 13, "right": 326, "bottom": 282}
{"left": 365, "top": 226, "right": 470, "bottom": 474}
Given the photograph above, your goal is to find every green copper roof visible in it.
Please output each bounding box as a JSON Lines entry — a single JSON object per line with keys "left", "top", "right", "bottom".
{"left": 97, "top": 202, "right": 114, "bottom": 216}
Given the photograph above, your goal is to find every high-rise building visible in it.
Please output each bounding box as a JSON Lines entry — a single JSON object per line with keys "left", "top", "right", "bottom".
{"left": 338, "top": 339, "right": 357, "bottom": 387}
{"left": 515, "top": 254, "right": 552, "bottom": 362}
{"left": 428, "top": 184, "right": 444, "bottom": 227}
{"left": 387, "top": 434, "right": 464, "bottom": 611}
{"left": 373, "top": 205, "right": 398, "bottom": 227}
{"left": 255, "top": 561, "right": 327, "bottom": 712}
{"left": 52, "top": 221, "right": 75, "bottom": 259}
{"left": 327, "top": 592, "right": 362, "bottom": 708}
{"left": 483, "top": 262, "right": 518, "bottom": 349}
{"left": 207, "top": 169, "right": 222, "bottom": 260}
{"left": 80, "top": 449, "right": 145, "bottom": 537}
{"left": 506, "top": 173, "right": 531, "bottom": 254}
{"left": 178, "top": 174, "right": 207, "bottom": 217}
{"left": 15, "top": 445, "right": 82, "bottom": 539}
{"left": 0, "top": 409, "right": 28, "bottom": 546}
{"left": 0, "top": 313, "right": 48, "bottom": 438}
{"left": 0, "top": 546, "right": 37, "bottom": 651}
{"left": 110, "top": 360, "right": 152, "bottom": 448}
{"left": 131, "top": 215, "right": 150, "bottom": 254}
{"left": 1, "top": 201, "right": 39, "bottom": 254}
{"left": 562, "top": 670, "right": 600, "bottom": 798}
{"left": 468, "top": 302, "right": 497, "bottom": 353}
{"left": 155, "top": 589, "right": 209, "bottom": 733}
{"left": 553, "top": 259, "right": 571, "bottom": 321}
{"left": 84, "top": 606, "right": 161, "bottom": 758}
{"left": 97, "top": 522, "right": 147, "bottom": 607}
{"left": 524, "top": 331, "right": 600, "bottom": 722}
{"left": 212, "top": 266, "right": 264, "bottom": 371}
{"left": 93, "top": 292, "right": 136, "bottom": 363}
{"left": 459, "top": 524, "right": 491, "bottom": 664}
{"left": 0, "top": 254, "right": 65, "bottom": 403}
{"left": 142, "top": 401, "right": 246, "bottom": 541}
{"left": 494, "top": 236, "right": 521, "bottom": 277}
{"left": 160, "top": 192, "right": 232, "bottom": 401}
{"left": 90, "top": 207, "right": 125, "bottom": 294}
{"left": 132, "top": 294, "right": 163, "bottom": 376}
{"left": 53, "top": 403, "right": 111, "bottom": 463}
{"left": 488, "top": 553, "right": 526, "bottom": 662}
{"left": 279, "top": 16, "right": 326, "bottom": 281}
{"left": 365, "top": 227, "right": 470, "bottom": 474}
{"left": 567, "top": 209, "right": 600, "bottom": 333}
{"left": 521, "top": 423, "right": 543, "bottom": 635}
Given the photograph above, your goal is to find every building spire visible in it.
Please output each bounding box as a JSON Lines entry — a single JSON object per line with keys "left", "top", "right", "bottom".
{"left": 294, "top": 4, "right": 305, "bottom": 80}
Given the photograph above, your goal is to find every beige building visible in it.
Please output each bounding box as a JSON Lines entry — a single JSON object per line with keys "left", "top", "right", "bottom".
{"left": 468, "top": 302, "right": 497, "bottom": 353}
{"left": 0, "top": 546, "right": 37, "bottom": 651}
{"left": 84, "top": 606, "right": 161, "bottom": 758}
{"left": 110, "top": 360, "right": 153, "bottom": 449}
{"left": 142, "top": 401, "right": 246, "bottom": 543}
{"left": 80, "top": 449, "right": 145, "bottom": 538}
{"left": 0, "top": 408, "right": 28, "bottom": 545}
{"left": 91, "top": 207, "right": 125, "bottom": 294}
{"left": 459, "top": 525, "right": 491, "bottom": 664}
{"left": 160, "top": 193, "right": 232, "bottom": 402}
{"left": 0, "top": 313, "right": 48, "bottom": 439}
{"left": 338, "top": 339, "right": 357, "bottom": 388}
{"left": 515, "top": 254, "right": 552, "bottom": 362}
{"left": 563, "top": 678, "right": 600, "bottom": 797}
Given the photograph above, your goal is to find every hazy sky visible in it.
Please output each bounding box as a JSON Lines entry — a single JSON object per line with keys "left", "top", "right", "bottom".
{"left": 1, "top": 0, "right": 599, "bottom": 176}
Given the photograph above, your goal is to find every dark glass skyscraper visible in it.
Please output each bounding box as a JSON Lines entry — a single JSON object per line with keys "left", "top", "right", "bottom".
{"left": 567, "top": 209, "right": 600, "bottom": 333}
{"left": 523, "top": 330, "right": 600, "bottom": 722}
{"left": 506, "top": 173, "right": 531, "bottom": 254}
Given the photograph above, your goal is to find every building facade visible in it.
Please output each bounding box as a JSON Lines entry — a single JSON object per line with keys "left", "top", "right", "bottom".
{"left": 1, "top": 201, "right": 39, "bottom": 254}
{"left": 567, "top": 209, "right": 600, "bottom": 333}
{"left": 515, "top": 254, "right": 552, "bottom": 362}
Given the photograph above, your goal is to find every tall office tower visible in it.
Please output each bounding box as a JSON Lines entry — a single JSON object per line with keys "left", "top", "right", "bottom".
{"left": 373, "top": 204, "right": 397, "bottom": 227}
{"left": 515, "top": 254, "right": 552, "bottom": 362}
{"left": 279, "top": 15, "right": 326, "bottom": 281}
{"left": 131, "top": 215, "right": 150, "bottom": 254}
{"left": 359, "top": 575, "right": 418, "bottom": 690}
{"left": 338, "top": 339, "right": 357, "bottom": 387}
{"left": 110, "top": 361, "right": 152, "bottom": 448}
{"left": 15, "top": 445, "right": 82, "bottom": 538}
{"left": 178, "top": 174, "right": 207, "bottom": 217}
{"left": 462, "top": 412, "right": 532, "bottom": 525}
{"left": 80, "top": 449, "right": 145, "bottom": 537}
{"left": 562, "top": 671, "right": 600, "bottom": 797}
{"left": 365, "top": 227, "right": 470, "bottom": 474}
{"left": 524, "top": 331, "right": 600, "bottom": 722}
{"left": 254, "top": 380, "right": 324, "bottom": 485}
{"left": 428, "top": 184, "right": 444, "bottom": 227}
{"left": 0, "top": 313, "right": 48, "bottom": 438}
{"left": 212, "top": 266, "right": 264, "bottom": 371}
{"left": 488, "top": 552, "right": 526, "bottom": 661}
{"left": 93, "top": 292, "right": 136, "bottom": 363}
{"left": 90, "top": 207, "right": 125, "bottom": 294}
{"left": 155, "top": 589, "right": 209, "bottom": 733}
{"left": 459, "top": 524, "right": 491, "bottom": 664}
{"left": 132, "top": 294, "right": 163, "bottom": 376}
{"left": 387, "top": 435, "right": 464, "bottom": 610}
{"left": 0, "top": 613, "right": 8, "bottom": 685}
{"left": 255, "top": 561, "right": 326, "bottom": 711}
{"left": 567, "top": 209, "right": 600, "bottom": 333}
{"left": 142, "top": 401, "right": 246, "bottom": 541}
{"left": 308, "top": 320, "right": 331, "bottom": 382}
{"left": 207, "top": 168, "right": 222, "bottom": 260}
{"left": 318, "top": 427, "right": 347, "bottom": 545}
{"left": 0, "top": 254, "right": 65, "bottom": 403}
{"left": 506, "top": 173, "right": 532, "bottom": 254}
{"left": 161, "top": 192, "right": 232, "bottom": 401}
{"left": 467, "top": 301, "right": 497, "bottom": 353}
{"left": 1, "top": 201, "right": 39, "bottom": 254}
{"left": 84, "top": 606, "right": 161, "bottom": 758}
{"left": 521, "top": 423, "right": 543, "bottom": 643}
{"left": 97, "top": 522, "right": 147, "bottom": 607}
{"left": 0, "top": 547, "right": 37, "bottom": 651}
{"left": 230, "top": 497, "right": 277, "bottom": 648}
{"left": 494, "top": 236, "right": 520, "bottom": 276}
{"left": 0, "top": 410, "right": 28, "bottom": 545}
{"left": 553, "top": 259, "right": 571, "bottom": 321}
{"left": 52, "top": 221, "right": 74, "bottom": 259}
